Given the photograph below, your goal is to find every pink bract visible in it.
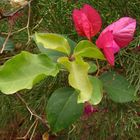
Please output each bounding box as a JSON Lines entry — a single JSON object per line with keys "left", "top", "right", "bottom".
{"left": 96, "top": 17, "right": 136, "bottom": 65}
{"left": 84, "top": 102, "right": 98, "bottom": 117}
{"left": 72, "top": 4, "right": 102, "bottom": 40}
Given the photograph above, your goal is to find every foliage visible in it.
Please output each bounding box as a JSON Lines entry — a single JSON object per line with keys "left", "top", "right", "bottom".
{"left": 100, "top": 71, "right": 137, "bottom": 103}
{"left": 0, "top": 51, "right": 59, "bottom": 94}
{"left": 46, "top": 87, "right": 84, "bottom": 132}
{"left": 0, "top": 28, "right": 137, "bottom": 136}
{"left": 0, "top": 0, "right": 140, "bottom": 139}
{"left": 0, "top": 37, "right": 14, "bottom": 51}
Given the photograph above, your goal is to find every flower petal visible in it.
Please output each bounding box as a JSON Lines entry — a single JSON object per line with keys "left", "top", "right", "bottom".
{"left": 102, "top": 17, "right": 136, "bottom": 48}
{"left": 82, "top": 4, "right": 102, "bottom": 36}
{"left": 72, "top": 9, "right": 85, "bottom": 36}
{"left": 72, "top": 4, "right": 102, "bottom": 40}
{"left": 103, "top": 47, "right": 115, "bottom": 66}
{"left": 84, "top": 102, "right": 98, "bottom": 116}
{"left": 96, "top": 31, "right": 120, "bottom": 53}
{"left": 112, "top": 40, "right": 120, "bottom": 53}
{"left": 72, "top": 9, "right": 92, "bottom": 40}
{"left": 113, "top": 17, "right": 136, "bottom": 47}
{"left": 80, "top": 12, "right": 93, "bottom": 40}
{"left": 96, "top": 31, "right": 118, "bottom": 65}
{"left": 96, "top": 17, "right": 136, "bottom": 65}
{"left": 96, "top": 31, "right": 114, "bottom": 49}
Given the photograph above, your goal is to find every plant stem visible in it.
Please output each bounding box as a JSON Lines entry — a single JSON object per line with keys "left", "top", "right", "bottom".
{"left": 0, "top": 24, "right": 12, "bottom": 54}
{"left": 15, "top": 93, "right": 49, "bottom": 129}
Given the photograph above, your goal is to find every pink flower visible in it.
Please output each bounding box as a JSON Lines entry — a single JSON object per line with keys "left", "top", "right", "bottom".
{"left": 84, "top": 102, "right": 98, "bottom": 117}
{"left": 96, "top": 17, "right": 136, "bottom": 65}
{"left": 72, "top": 4, "right": 102, "bottom": 41}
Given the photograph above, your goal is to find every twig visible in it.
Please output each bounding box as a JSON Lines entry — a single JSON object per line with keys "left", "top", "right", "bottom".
{"left": 16, "top": 93, "right": 49, "bottom": 128}
{"left": 32, "top": 17, "right": 43, "bottom": 31}
{"left": 26, "top": 1, "right": 31, "bottom": 44}
{"left": 68, "top": 124, "right": 76, "bottom": 134}
{"left": 16, "top": 119, "right": 38, "bottom": 140}
{"left": 0, "top": 24, "right": 12, "bottom": 54}
{"left": 95, "top": 59, "right": 100, "bottom": 76}
{"left": 0, "top": 0, "right": 32, "bottom": 46}
{"left": 30, "top": 120, "right": 38, "bottom": 140}
{"left": 1, "top": 2, "right": 32, "bottom": 45}
{"left": 10, "top": 27, "right": 27, "bottom": 35}
{"left": 32, "top": 12, "right": 48, "bottom": 31}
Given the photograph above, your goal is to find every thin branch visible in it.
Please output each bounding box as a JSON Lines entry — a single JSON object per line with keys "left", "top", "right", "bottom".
{"left": 26, "top": 1, "right": 31, "bottom": 44}
{"left": 68, "top": 124, "right": 76, "bottom": 134}
{"left": 95, "top": 59, "right": 100, "bottom": 76}
{"left": 1, "top": 1, "right": 32, "bottom": 45}
{"left": 16, "top": 93, "right": 49, "bottom": 128}
{"left": 30, "top": 120, "right": 38, "bottom": 140}
{"left": 0, "top": 24, "right": 12, "bottom": 54}
{"left": 12, "top": 27, "right": 27, "bottom": 35}
{"left": 32, "top": 12, "right": 48, "bottom": 31}
{"left": 16, "top": 119, "right": 38, "bottom": 140}
{"left": 32, "top": 17, "right": 43, "bottom": 31}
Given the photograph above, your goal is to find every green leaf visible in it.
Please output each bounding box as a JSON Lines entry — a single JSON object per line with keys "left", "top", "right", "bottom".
{"left": 100, "top": 71, "right": 137, "bottom": 103}
{"left": 46, "top": 87, "right": 84, "bottom": 132}
{"left": 0, "top": 51, "right": 59, "bottom": 94}
{"left": 34, "top": 33, "right": 71, "bottom": 55}
{"left": 35, "top": 36, "right": 76, "bottom": 62}
{"left": 0, "top": 37, "right": 14, "bottom": 51}
{"left": 74, "top": 40, "right": 105, "bottom": 60}
{"left": 88, "top": 62, "right": 97, "bottom": 73}
{"left": 58, "top": 56, "right": 93, "bottom": 103}
{"left": 64, "top": 36, "right": 77, "bottom": 54}
{"left": 37, "top": 45, "right": 65, "bottom": 62}
{"left": 89, "top": 76, "right": 103, "bottom": 105}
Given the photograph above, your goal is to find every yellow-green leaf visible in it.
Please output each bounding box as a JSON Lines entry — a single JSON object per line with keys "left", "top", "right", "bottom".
{"left": 89, "top": 76, "right": 103, "bottom": 105}
{"left": 34, "top": 33, "right": 71, "bottom": 55}
{"left": 58, "top": 56, "right": 92, "bottom": 103}
{"left": 74, "top": 40, "right": 105, "bottom": 60}
{"left": 0, "top": 51, "right": 59, "bottom": 94}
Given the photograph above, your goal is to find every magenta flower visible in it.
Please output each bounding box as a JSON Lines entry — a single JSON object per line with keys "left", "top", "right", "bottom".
{"left": 96, "top": 17, "right": 136, "bottom": 65}
{"left": 72, "top": 4, "right": 102, "bottom": 41}
{"left": 84, "top": 102, "right": 98, "bottom": 117}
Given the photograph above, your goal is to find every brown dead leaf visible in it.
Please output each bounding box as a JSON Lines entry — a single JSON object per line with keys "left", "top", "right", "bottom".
{"left": 42, "top": 131, "right": 49, "bottom": 140}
